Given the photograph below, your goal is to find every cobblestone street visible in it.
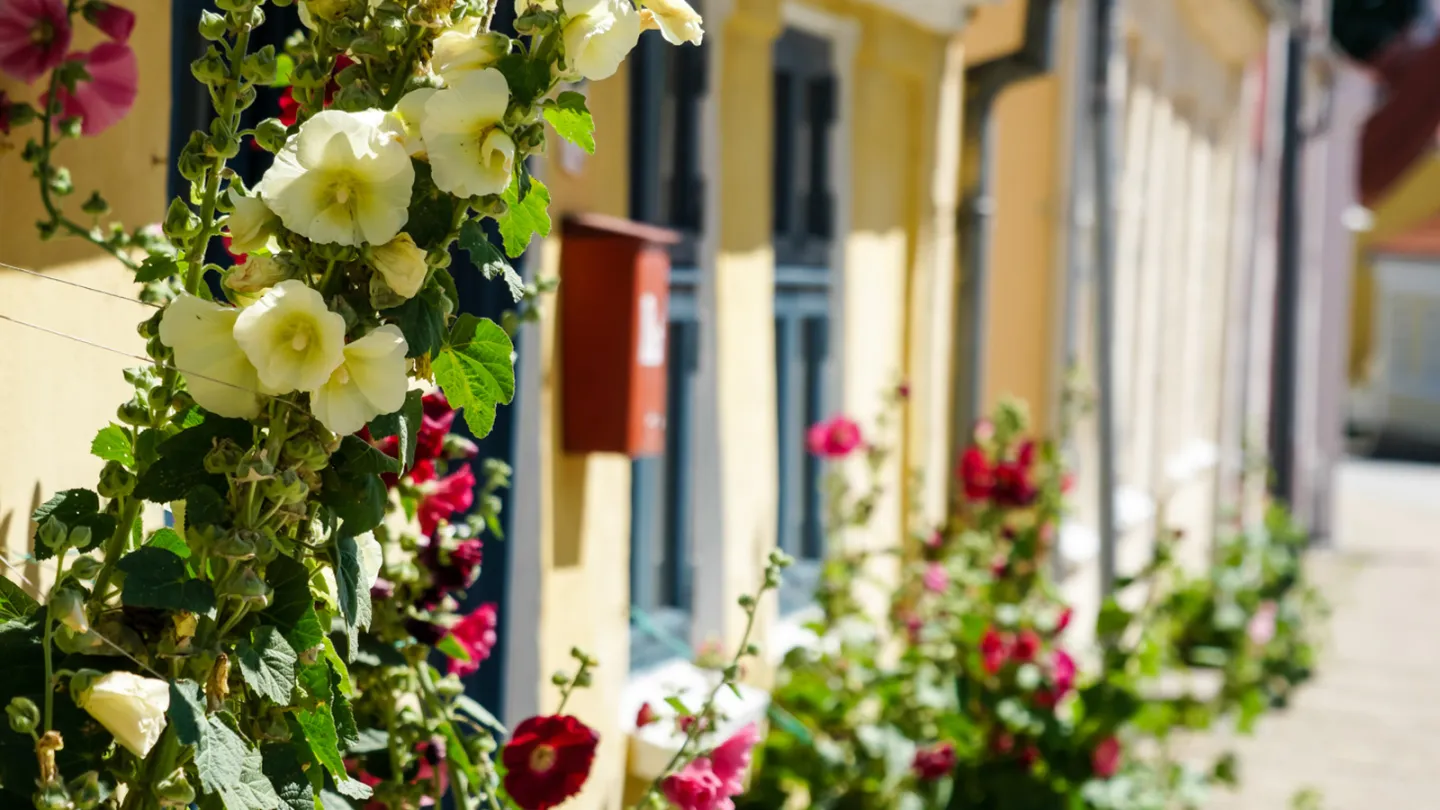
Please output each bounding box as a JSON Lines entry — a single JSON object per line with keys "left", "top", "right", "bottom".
{"left": 1206, "top": 459, "right": 1440, "bottom": 810}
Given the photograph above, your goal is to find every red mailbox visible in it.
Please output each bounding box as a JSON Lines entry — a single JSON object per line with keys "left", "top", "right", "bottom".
{"left": 559, "top": 213, "right": 679, "bottom": 457}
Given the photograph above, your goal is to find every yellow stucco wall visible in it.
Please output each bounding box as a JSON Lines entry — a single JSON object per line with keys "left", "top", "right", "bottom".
{"left": 0, "top": 2, "right": 171, "bottom": 586}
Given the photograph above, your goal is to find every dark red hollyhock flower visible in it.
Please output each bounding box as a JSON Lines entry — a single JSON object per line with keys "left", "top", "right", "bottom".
{"left": 1019, "top": 744, "right": 1040, "bottom": 768}
{"left": 958, "top": 446, "right": 994, "bottom": 501}
{"left": 1016, "top": 440, "right": 1037, "bottom": 468}
{"left": 1054, "top": 605, "right": 1073, "bottom": 634}
{"left": 418, "top": 393, "right": 459, "bottom": 461}
{"left": 446, "top": 603, "right": 499, "bottom": 677}
{"left": 990, "top": 731, "right": 1015, "bottom": 756}
{"left": 0, "top": 91, "right": 13, "bottom": 134}
{"left": 221, "top": 233, "right": 248, "bottom": 265}
{"left": 275, "top": 53, "right": 355, "bottom": 127}
{"left": 989, "top": 554, "right": 1009, "bottom": 579}
{"left": 911, "top": 741, "right": 956, "bottom": 782}
{"left": 1051, "top": 649, "right": 1076, "bottom": 695}
{"left": 635, "top": 703, "right": 657, "bottom": 728}
{"left": 501, "top": 715, "right": 600, "bottom": 810}
{"left": 1012, "top": 629, "right": 1042, "bottom": 663}
{"left": 404, "top": 618, "right": 447, "bottom": 646}
{"left": 992, "top": 460, "right": 1037, "bottom": 507}
{"left": 369, "top": 577, "right": 395, "bottom": 602}
{"left": 980, "top": 628, "right": 1012, "bottom": 675}
{"left": 1032, "top": 687, "right": 1059, "bottom": 710}
{"left": 83, "top": 1, "right": 135, "bottom": 42}
{"left": 417, "top": 463, "right": 477, "bottom": 537}
{"left": 1092, "top": 736, "right": 1122, "bottom": 778}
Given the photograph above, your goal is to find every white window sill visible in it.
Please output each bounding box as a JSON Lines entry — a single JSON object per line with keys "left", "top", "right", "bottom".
{"left": 619, "top": 658, "right": 772, "bottom": 781}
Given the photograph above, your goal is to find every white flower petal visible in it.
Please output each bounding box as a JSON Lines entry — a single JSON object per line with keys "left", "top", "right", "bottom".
{"left": 434, "top": 30, "right": 511, "bottom": 83}
{"left": 158, "top": 294, "right": 264, "bottom": 419}
{"left": 393, "top": 88, "right": 438, "bottom": 156}
{"left": 370, "top": 234, "right": 429, "bottom": 299}
{"left": 225, "top": 194, "right": 280, "bottom": 256}
{"left": 357, "top": 532, "right": 383, "bottom": 589}
{"left": 562, "top": 0, "right": 639, "bottom": 81}
{"left": 233, "top": 280, "right": 347, "bottom": 394}
{"left": 309, "top": 325, "right": 409, "bottom": 435}
{"left": 423, "top": 69, "right": 515, "bottom": 199}
{"left": 75, "top": 671, "right": 171, "bottom": 758}
{"left": 641, "top": 0, "right": 703, "bottom": 45}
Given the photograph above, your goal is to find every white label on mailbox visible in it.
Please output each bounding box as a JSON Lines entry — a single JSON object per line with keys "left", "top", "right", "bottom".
{"left": 637, "top": 293, "right": 667, "bottom": 368}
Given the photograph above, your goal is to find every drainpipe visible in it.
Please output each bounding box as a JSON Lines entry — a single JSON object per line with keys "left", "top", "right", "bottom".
{"left": 1090, "top": 0, "right": 1120, "bottom": 594}
{"left": 952, "top": 0, "right": 1057, "bottom": 446}
{"left": 1269, "top": 29, "right": 1306, "bottom": 504}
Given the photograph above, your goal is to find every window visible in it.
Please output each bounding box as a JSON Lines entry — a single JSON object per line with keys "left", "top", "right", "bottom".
{"left": 772, "top": 28, "right": 837, "bottom": 614}
{"left": 628, "top": 24, "right": 708, "bottom": 670}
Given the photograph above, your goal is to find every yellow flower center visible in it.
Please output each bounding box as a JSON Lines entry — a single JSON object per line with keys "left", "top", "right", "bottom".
{"left": 30, "top": 19, "right": 54, "bottom": 45}
{"left": 291, "top": 329, "right": 310, "bottom": 352}
{"left": 334, "top": 363, "right": 351, "bottom": 385}
{"left": 529, "top": 744, "right": 558, "bottom": 774}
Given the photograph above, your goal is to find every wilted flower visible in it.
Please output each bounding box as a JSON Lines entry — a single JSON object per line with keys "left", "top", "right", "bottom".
{"left": 561, "top": 0, "right": 640, "bottom": 81}
{"left": 71, "top": 670, "right": 170, "bottom": 757}
{"left": 0, "top": 0, "right": 71, "bottom": 83}
{"left": 158, "top": 294, "right": 264, "bottom": 419}
{"left": 233, "top": 280, "right": 346, "bottom": 394}
{"left": 639, "top": 0, "right": 703, "bottom": 45}
{"left": 53, "top": 42, "right": 138, "bottom": 135}
{"left": 423, "top": 68, "right": 516, "bottom": 199}
{"left": 501, "top": 714, "right": 599, "bottom": 809}
{"left": 912, "top": 741, "right": 956, "bottom": 781}
{"left": 806, "top": 415, "right": 862, "bottom": 459}
{"left": 308, "top": 324, "right": 409, "bottom": 436}
{"left": 258, "top": 109, "right": 415, "bottom": 247}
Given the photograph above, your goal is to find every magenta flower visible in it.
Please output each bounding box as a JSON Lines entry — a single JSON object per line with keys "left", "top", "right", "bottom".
{"left": 54, "top": 42, "right": 138, "bottom": 135}
{"left": 1012, "top": 629, "right": 1041, "bottom": 663}
{"left": 912, "top": 741, "right": 956, "bottom": 781}
{"left": 662, "top": 758, "right": 729, "bottom": 810}
{"left": 0, "top": 0, "right": 70, "bottom": 83}
{"left": 805, "top": 415, "right": 862, "bottom": 459}
{"left": 709, "top": 723, "right": 760, "bottom": 792}
{"left": 83, "top": 1, "right": 133, "bottom": 42}
{"left": 1091, "top": 736, "right": 1122, "bottom": 778}
{"left": 1051, "top": 648, "right": 1076, "bottom": 695}
{"left": 413, "top": 461, "right": 476, "bottom": 537}
{"left": 958, "top": 446, "right": 994, "bottom": 501}
{"left": 445, "top": 603, "right": 499, "bottom": 677}
{"left": 922, "top": 562, "right": 949, "bottom": 594}
{"left": 980, "top": 628, "right": 1011, "bottom": 675}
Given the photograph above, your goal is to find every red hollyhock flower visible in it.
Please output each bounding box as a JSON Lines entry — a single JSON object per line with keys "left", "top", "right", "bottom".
{"left": 1016, "top": 439, "right": 1037, "bottom": 468}
{"left": 992, "top": 460, "right": 1037, "bottom": 507}
{"left": 958, "top": 446, "right": 994, "bottom": 501}
{"left": 417, "top": 463, "right": 476, "bottom": 536}
{"left": 1012, "top": 629, "right": 1041, "bottom": 663}
{"left": 274, "top": 52, "right": 355, "bottom": 127}
{"left": 1032, "top": 687, "right": 1059, "bottom": 710}
{"left": 635, "top": 702, "right": 657, "bottom": 728}
{"left": 0, "top": 0, "right": 70, "bottom": 83}
{"left": 445, "top": 603, "right": 499, "bottom": 677}
{"left": 83, "top": 1, "right": 134, "bottom": 42}
{"left": 911, "top": 741, "right": 956, "bottom": 781}
{"left": 501, "top": 715, "right": 599, "bottom": 810}
{"left": 806, "top": 415, "right": 863, "bottom": 459}
{"left": 980, "top": 628, "right": 1012, "bottom": 675}
{"left": 990, "top": 731, "right": 1015, "bottom": 756}
{"left": 1054, "top": 605, "right": 1073, "bottom": 634}
{"left": 1051, "top": 648, "right": 1076, "bottom": 695}
{"left": 418, "top": 393, "right": 459, "bottom": 461}
{"left": 1092, "top": 736, "right": 1122, "bottom": 778}
{"left": 1019, "top": 743, "right": 1040, "bottom": 768}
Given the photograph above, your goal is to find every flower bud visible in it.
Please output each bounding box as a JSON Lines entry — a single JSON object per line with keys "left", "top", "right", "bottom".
{"left": 220, "top": 566, "right": 272, "bottom": 609}
{"left": 332, "top": 85, "right": 382, "bottom": 112}
{"left": 377, "top": 13, "right": 407, "bottom": 45}
{"left": 291, "top": 57, "right": 329, "bottom": 89}
{"left": 190, "top": 48, "right": 230, "bottom": 86}
{"left": 68, "top": 556, "right": 103, "bottom": 581}
{"left": 156, "top": 768, "right": 195, "bottom": 807}
{"left": 37, "top": 518, "right": 68, "bottom": 553}
{"left": 263, "top": 469, "right": 309, "bottom": 506}
{"left": 147, "top": 384, "right": 172, "bottom": 412}
{"left": 444, "top": 435, "right": 480, "bottom": 460}
{"left": 349, "top": 32, "right": 388, "bottom": 59}
{"left": 202, "top": 439, "right": 244, "bottom": 475}
{"left": 240, "top": 45, "right": 278, "bottom": 85}
{"left": 116, "top": 395, "right": 149, "bottom": 427}
{"left": 235, "top": 448, "right": 276, "bottom": 481}
{"left": 80, "top": 190, "right": 110, "bottom": 216}
{"left": 67, "top": 770, "right": 102, "bottom": 810}
{"left": 252, "top": 117, "right": 289, "bottom": 153}
{"left": 162, "top": 197, "right": 200, "bottom": 240}
{"left": 282, "top": 432, "right": 330, "bottom": 472}
{"left": 7, "top": 696, "right": 39, "bottom": 735}
{"left": 33, "top": 783, "right": 69, "bottom": 810}
{"left": 212, "top": 529, "right": 258, "bottom": 561}
{"left": 97, "top": 461, "right": 135, "bottom": 499}
{"left": 50, "top": 588, "right": 90, "bottom": 635}
{"left": 198, "top": 9, "right": 228, "bottom": 39}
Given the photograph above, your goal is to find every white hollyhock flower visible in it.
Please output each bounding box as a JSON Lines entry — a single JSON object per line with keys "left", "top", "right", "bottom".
{"left": 640, "top": 0, "right": 703, "bottom": 45}
{"left": 562, "top": 0, "right": 641, "bottom": 81}
{"left": 225, "top": 194, "right": 281, "bottom": 256}
{"left": 369, "top": 233, "right": 429, "bottom": 299}
{"left": 72, "top": 670, "right": 171, "bottom": 758}
{"left": 159, "top": 294, "right": 265, "bottom": 420}
{"left": 357, "top": 531, "right": 383, "bottom": 589}
{"left": 234, "top": 280, "right": 347, "bottom": 394}
{"left": 257, "top": 109, "right": 415, "bottom": 247}
{"left": 515, "top": 0, "right": 559, "bottom": 11}
{"left": 433, "top": 20, "right": 512, "bottom": 83}
{"left": 224, "top": 254, "right": 292, "bottom": 295}
{"left": 391, "top": 88, "right": 438, "bottom": 157}
{"left": 308, "top": 325, "right": 409, "bottom": 436}
{"left": 423, "top": 69, "right": 516, "bottom": 199}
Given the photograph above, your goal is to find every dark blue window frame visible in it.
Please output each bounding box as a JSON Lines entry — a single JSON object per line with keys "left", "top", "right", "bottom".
{"left": 166, "top": 3, "right": 523, "bottom": 715}
{"left": 627, "top": 23, "right": 707, "bottom": 670}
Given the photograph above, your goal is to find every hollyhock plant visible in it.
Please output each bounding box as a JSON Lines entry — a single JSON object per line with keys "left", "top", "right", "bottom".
{"left": 662, "top": 759, "right": 728, "bottom": 810}
{"left": 1051, "top": 648, "right": 1076, "bottom": 695}
{"left": 980, "top": 627, "right": 1011, "bottom": 675}
{"left": 922, "top": 562, "right": 949, "bottom": 594}
{"left": 1092, "top": 736, "right": 1122, "bottom": 778}
{"left": 0, "top": 0, "right": 70, "bottom": 82}
{"left": 958, "top": 445, "right": 994, "bottom": 500}
{"left": 501, "top": 715, "right": 600, "bottom": 810}
{"left": 445, "top": 602, "right": 499, "bottom": 677}
{"left": 415, "top": 461, "right": 477, "bottom": 537}
{"left": 806, "top": 415, "right": 863, "bottom": 459}
{"left": 82, "top": 1, "right": 134, "bottom": 42}
{"left": 53, "top": 41, "right": 138, "bottom": 135}
{"left": 912, "top": 742, "right": 956, "bottom": 782}
{"left": 1012, "top": 629, "right": 1041, "bottom": 663}
{"left": 710, "top": 723, "right": 761, "bottom": 791}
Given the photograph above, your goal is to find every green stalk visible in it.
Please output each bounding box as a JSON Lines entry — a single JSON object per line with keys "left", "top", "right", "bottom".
{"left": 185, "top": 25, "right": 253, "bottom": 295}
{"left": 90, "top": 498, "right": 142, "bottom": 604}
{"left": 41, "top": 549, "right": 70, "bottom": 733}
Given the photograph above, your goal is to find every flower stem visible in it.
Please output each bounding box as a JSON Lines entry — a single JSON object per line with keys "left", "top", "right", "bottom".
{"left": 185, "top": 24, "right": 253, "bottom": 295}
{"left": 41, "top": 549, "right": 72, "bottom": 733}
{"left": 91, "top": 498, "right": 141, "bottom": 604}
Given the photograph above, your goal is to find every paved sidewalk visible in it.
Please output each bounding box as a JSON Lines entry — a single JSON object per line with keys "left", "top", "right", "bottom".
{"left": 1205, "top": 459, "right": 1440, "bottom": 810}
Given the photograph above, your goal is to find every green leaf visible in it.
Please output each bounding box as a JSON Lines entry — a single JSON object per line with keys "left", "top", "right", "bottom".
{"left": 144, "top": 528, "right": 191, "bottom": 559}
{"left": 320, "top": 636, "right": 354, "bottom": 697}
{"left": 0, "top": 577, "right": 38, "bottom": 623}
{"left": 168, "top": 680, "right": 206, "bottom": 748}
{"left": 31, "top": 489, "right": 112, "bottom": 561}
{"left": 271, "top": 53, "right": 295, "bottom": 87}
{"left": 320, "top": 468, "right": 386, "bottom": 536}
{"left": 188, "top": 704, "right": 283, "bottom": 810}
{"left": 235, "top": 626, "right": 298, "bottom": 704}
{"left": 459, "top": 219, "right": 525, "bottom": 302}
{"left": 90, "top": 424, "right": 134, "bottom": 467}
{"left": 331, "top": 672, "right": 360, "bottom": 750}
{"left": 437, "top": 633, "right": 471, "bottom": 662}
{"left": 543, "top": 91, "right": 596, "bottom": 154}
{"left": 186, "top": 484, "right": 229, "bottom": 527}
{"left": 496, "top": 176, "right": 551, "bottom": 257}
{"left": 434, "top": 314, "right": 516, "bottom": 438}
{"left": 135, "top": 253, "right": 181, "bottom": 283}
{"left": 332, "top": 435, "right": 401, "bottom": 476}
{"left": 336, "top": 777, "right": 374, "bottom": 800}
{"left": 335, "top": 536, "right": 373, "bottom": 661}
{"left": 383, "top": 286, "right": 446, "bottom": 359}
{"left": 404, "top": 161, "right": 459, "bottom": 251}
{"left": 664, "top": 696, "right": 691, "bottom": 715}
{"left": 261, "top": 743, "right": 314, "bottom": 810}
{"left": 262, "top": 555, "right": 324, "bottom": 653}
{"left": 296, "top": 702, "right": 346, "bottom": 785}
{"left": 117, "top": 547, "right": 215, "bottom": 612}
{"left": 454, "top": 695, "right": 506, "bottom": 735}
{"left": 134, "top": 416, "right": 251, "bottom": 503}
{"left": 368, "top": 389, "right": 423, "bottom": 471}
{"left": 317, "top": 790, "right": 353, "bottom": 810}
{"left": 495, "top": 53, "right": 552, "bottom": 106}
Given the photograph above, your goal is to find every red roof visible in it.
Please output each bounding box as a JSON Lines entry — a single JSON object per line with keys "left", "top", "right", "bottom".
{"left": 1358, "top": 35, "right": 1440, "bottom": 206}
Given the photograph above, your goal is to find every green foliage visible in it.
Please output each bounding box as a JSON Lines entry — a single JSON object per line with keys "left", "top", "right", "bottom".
{"left": 0, "top": 576, "right": 39, "bottom": 622}
{"left": 90, "top": 424, "right": 134, "bottom": 467}
{"left": 117, "top": 546, "right": 215, "bottom": 613}
{"left": 133, "top": 416, "right": 251, "bottom": 503}
{"left": 235, "top": 625, "right": 299, "bottom": 704}
{"left": 144, "top": 527, "right": 191, "bottom": 558}
{"left": 383, "top": 284, "right": 449, "bottom": 359}
{"left": 543, "top": 91, "right": 596, "bottom": 154}
{"left": 368, "top": 389, "right": 423, "bottom": 471}
{"left": 335, "top": 535, "right": 373, "bottom": 661}
{"left": 434, "top": 314, "right": 516, "bottom": 437}
{"left": 459, "top": 219, "right": 526, "bottom": 302}
{"left": 320, "top": 464, "right": 387, "bottom": 537}
{"left": 31, "top": 489, "right": 113, "bottom": 561}
{"left": 263, "top": 554, "right": 325, "bottom": 654}
{"left": 496, "top": 176, "right": 552, "bottom": 257}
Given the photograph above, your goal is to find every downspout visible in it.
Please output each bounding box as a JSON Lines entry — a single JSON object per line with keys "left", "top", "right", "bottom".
{"left": 1090, "top": 0, "right": 1121, "bottom": 594}
{"left": 952, "top": 0, "right": 1057, "bottom": 443}
{"left": 1268, "top": 28, "right": 1306, "bottom": 504}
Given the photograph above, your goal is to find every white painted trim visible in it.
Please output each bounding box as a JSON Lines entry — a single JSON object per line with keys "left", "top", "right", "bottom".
{"left": 620, "top": 659, "right": 771, "bottom": 780}
{"left": 780, "top": 2, "right": 859, "bottom": 417}
{"left": 854, "top": 0, "right": 979, "bottom": 33}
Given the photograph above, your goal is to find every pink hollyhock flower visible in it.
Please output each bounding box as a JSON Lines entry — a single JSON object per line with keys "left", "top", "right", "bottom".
{"left": 445, "top": 603, "right": 499, "bottom": 677}
{"left": 1092, "top": 736, "right": 1122, "bottom": 778}
{"left": 903, "top": 613, "right": 924, "bottom": 644}
{"left": 0, "top": 0, "right": 70, "bottom": 82}
{"left": 54, "top": 42, "right": 138, "bottom": 135}
{"left": 806, "top": 415, "right": 863, "bottom": 459}
{"left": 502, "top": 715, "right": 599, "bottom": 810}
{"left": 1061, "top": 472, "right": 1076, "bottom": 493}
{"left": 1051, "top": 649, "right": 1076, "bottom": 695}
{"left": 710, "top": 723, "right": 760, "bottom": 792}
{"left": 1054, "top": 605, "right": 1073, "bottom": 634}
{"left": 911, "top": 741, "right": 956, "bottom": 782}
{"left": 922, "top": 562, "right": 949, "bottom": 594}
{"left": 662, "top": 758, "right": 730, "bottom": 810}
{"left": 924, "top": 528, "right": 944, "bottom": 550}
{"left": 1012, "top": 629, "right": 1041, "bottom": 663}
{"left": 980, "top": 628, "right": 1011, "bottom": 675}
{"left": 958, "top": 446, "right": 994, "bottom": 501}
{"left": 989, "top": 554, "right": 1009, "bottom": 579}
{"left": 83, "top": 1, "right": 134, "bottom": 42}
{"left": 416, "top": 463, "right": 476, "bottom": 536}
{"left": 1247, "top": 600, "right": 1278, "bottom": 647}
{"left": 972, "top": 418, "right": 995, "bottom": 442}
